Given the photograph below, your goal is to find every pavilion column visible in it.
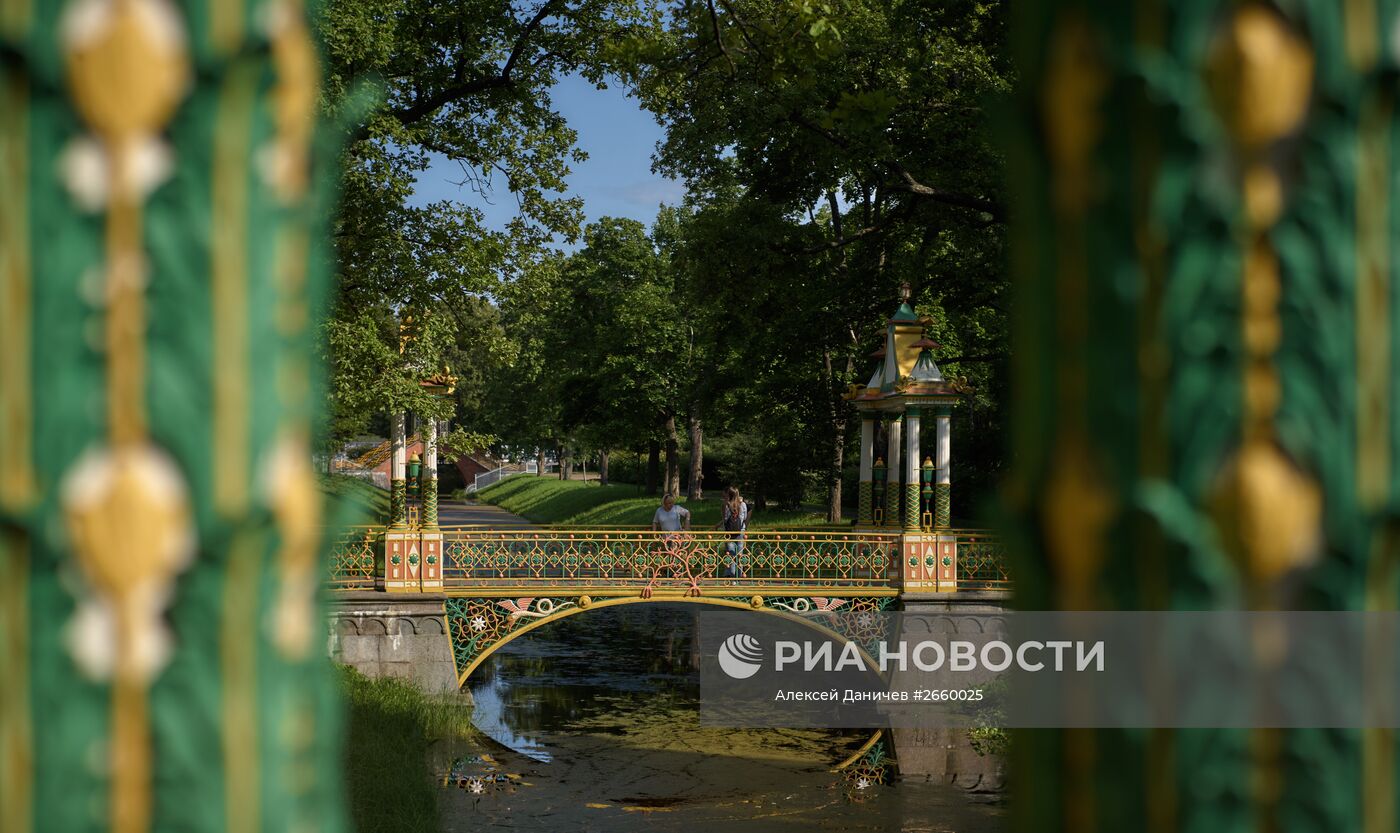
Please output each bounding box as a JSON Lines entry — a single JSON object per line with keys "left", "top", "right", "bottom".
{"left": 422, "top": 418, "right": 439, "bottom": 527}
{"left": 904, "top": 408, "right": 922, "bottom": 531}
{"left": 857, "top": 416, "right": 875, "bottom": 525}
{"left": 934, "top": 406, "right": 951, "bottom": 528}
{"left": 390, "top": 411, "right": 407, "bottom": 527}
{"left": 884, "top": 414, "right": 903, "bottom": 527}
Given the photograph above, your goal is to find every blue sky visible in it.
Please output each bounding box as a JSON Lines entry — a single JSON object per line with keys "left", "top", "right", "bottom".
{"left": 410, "top": 73, "right": 684, "bottom": 247}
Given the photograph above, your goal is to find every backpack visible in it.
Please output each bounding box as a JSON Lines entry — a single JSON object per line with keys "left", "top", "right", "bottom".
{"left": 724, "top": 501, "right": 748, "bottom": 532}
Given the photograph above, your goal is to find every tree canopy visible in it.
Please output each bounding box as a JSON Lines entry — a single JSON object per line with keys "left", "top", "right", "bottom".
{"left": 318, "top": 0, "right": 1012, "bottom": 519}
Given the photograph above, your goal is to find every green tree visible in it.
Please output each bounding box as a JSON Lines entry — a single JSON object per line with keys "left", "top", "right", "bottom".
{"left": 325, "top": 306, "right": 464, "bottom": 432}
{"left": 618, "top": 0, "right": 1012, "bottom": 518}
{"left": 317, "top": 0, "right": 648, "bottom": 442}
{"left": 555, "top": 217, "right": 690, "bottom": 494}
{"left": 485, "top": 253, "right": 569, "bottom": 470}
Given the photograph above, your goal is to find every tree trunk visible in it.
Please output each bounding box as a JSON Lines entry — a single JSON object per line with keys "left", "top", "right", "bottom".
{"left": 536, "top": 447, "right": 546, "bottom": 476}
{"left": 686, "top": 410, "right": 704, "bottom": 501}
{"left": 599, "top": 449, "right": 610, "bottom": 486}
{"left": 646, "top": 441, "right": 661, "bottom": 495}
{"left": 829, "top": 419, "right": 846, "bottom": 523}
{"left": 664, "top": 414, "right": 681, "bottom": 497}
{"left": 559, "top": 444, "right": 573, "bottom": 480}
{"left": 824, "top": 348, "right": 846, "bottom": 523}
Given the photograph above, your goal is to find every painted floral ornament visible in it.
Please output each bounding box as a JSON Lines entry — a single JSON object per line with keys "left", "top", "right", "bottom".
{"left": 62, "top": 444, "right": 195, "bottom": 681}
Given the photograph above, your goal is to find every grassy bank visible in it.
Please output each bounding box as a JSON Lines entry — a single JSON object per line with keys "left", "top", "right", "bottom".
{"left": 321, "top": 474, "right": 390, "bottom": 525}
{"left": 340, "top": 667, "right": 473, "bottom": 833}
{"left": 474, "top": 476, "right": 828, "bottom": 527}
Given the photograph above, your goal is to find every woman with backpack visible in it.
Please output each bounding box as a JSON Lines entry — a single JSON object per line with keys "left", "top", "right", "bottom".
{"left": 717, "top": 486, "right": 749, "bottom": 579}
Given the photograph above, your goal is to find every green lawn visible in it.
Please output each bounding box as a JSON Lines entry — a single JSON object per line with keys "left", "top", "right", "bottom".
{"left": 340, "top": 666, "right": 473, "bottom": 833}
{"left": 321, "top": 474, "right": 390, "bottom": 525}
{"left": 473, "top": 476, "right": 831, "bottom": 528}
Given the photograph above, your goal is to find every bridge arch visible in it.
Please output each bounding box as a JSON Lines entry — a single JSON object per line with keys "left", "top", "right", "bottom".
{"left": 450, "top": 593, "right": 896, "bottom": 686}
{"left": 448, "top": 593, "right": 896, "bottom": 782}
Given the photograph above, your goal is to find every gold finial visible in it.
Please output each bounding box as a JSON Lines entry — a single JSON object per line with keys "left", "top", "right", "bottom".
{"left": 1210, "top": 440, "right": 1322, "bottom": 584}
{"left": 65, "top": 0, "right": 189, "bottom": 166}
{"left": 1206, "top": 4, "right": 1314, "bottom": 230}
{"left": 1206, "top": 3, "right": 1313, "bottom": 156}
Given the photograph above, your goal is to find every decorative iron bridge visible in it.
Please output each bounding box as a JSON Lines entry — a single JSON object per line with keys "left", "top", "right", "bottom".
{"left": 326, "top": 525, "right": 1009, "bottom": 680}
{"left": 325, "top": 524, "right": 1008, "bottom": 785}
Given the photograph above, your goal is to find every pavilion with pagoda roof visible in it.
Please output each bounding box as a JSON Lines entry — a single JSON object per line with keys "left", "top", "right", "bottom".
{"left": 848, "top": 286, "right": 970, "bottom": 588}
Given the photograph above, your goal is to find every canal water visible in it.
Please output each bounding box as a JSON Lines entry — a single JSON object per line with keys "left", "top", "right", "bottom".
{"left": 434, "top": 604, "right": 1004, "bottom": 832}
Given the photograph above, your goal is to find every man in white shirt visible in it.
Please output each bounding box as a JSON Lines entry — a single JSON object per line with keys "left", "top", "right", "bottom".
{"left": 643, "top": 493, "right": 697, "bottom": 599}
{"left": 651, "top": 493, "right": 692, "bottom": 531}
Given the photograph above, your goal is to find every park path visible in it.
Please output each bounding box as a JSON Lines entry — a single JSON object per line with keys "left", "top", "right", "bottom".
{"left": 435, "top": 499, "right": 535, "bottom": 528}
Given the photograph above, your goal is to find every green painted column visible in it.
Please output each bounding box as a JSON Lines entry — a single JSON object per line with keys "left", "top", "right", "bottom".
{"left": 389, "top": 411, "right": 407, "bottom": 527}
{"left": 872, "top": 455, "right": 887, "bottom": 524}
{"left": 0, "top": 1, "right": 347, "bottom": 831}
{"left": 857, "top": 416, "right": 875, "bottom": 524}
{"left": 1008, "top": 3, "right": 1400, "bottom": 832}
{"left": 903, "top": 408, "right": 921, "bottom": 531}
{"left": 920, "top": 456, "right": 935, "bottom": 529}
{"left": 883, "top": 414, "right": 903, "bottom": 527}
{"left": 933, "top": 405, "right": 951, "bottom": 529}
{"left": 422, "top": 418, "right": 438, "bottom": 528}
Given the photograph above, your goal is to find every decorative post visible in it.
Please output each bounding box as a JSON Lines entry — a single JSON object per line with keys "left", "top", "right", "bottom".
{"left": 384, "top": 410, "right": 415, "bottom": 591}
{"left": 883, "top": 414, "right": 903, "bottom": 527}
{"left": 921, "top": 457, "right": 935, "bottom": 530}
{"left": 934, "top": 405, "right": 952, "bottom": 528}
{"left": 419, "top": 418, "right": 443, "bottom": 591}
{"left": 903, "top": 408, "right": 922, "bottom": 531}
{"left": 389, "top": 411, "right": 407, "bottom": 527}
{"left": 857, "top": 416, "right": 876, "bottom": 525}
{"left": 872, "top": 456, "right": 887, "bottom": 524}
{"left": 423, "top": 419, "right": 439, "bottom": 527}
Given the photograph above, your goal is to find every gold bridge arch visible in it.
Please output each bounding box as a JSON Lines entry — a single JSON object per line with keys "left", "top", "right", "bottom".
{"left": 449, "top": 593, "right": 894, "bottom": 686}
{"left": 446, "top": 593, "right": 895, "bottom": 777}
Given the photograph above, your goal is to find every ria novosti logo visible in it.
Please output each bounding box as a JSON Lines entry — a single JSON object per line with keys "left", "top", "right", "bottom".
{"left": 715, "top": 630, "right": 1105, "bottom": 676}
{"left": 717, "top": 633, "right": 764, "bottom": 679}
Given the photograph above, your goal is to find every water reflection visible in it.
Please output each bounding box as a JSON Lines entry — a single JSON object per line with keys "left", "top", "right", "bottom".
{"left": 437, "top": 603, "right": 1004, "bottom": 832}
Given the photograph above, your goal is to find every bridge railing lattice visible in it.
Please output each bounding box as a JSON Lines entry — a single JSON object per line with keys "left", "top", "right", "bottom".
{"left": 323, "top": 526, "right": 1009, "bottom": 592}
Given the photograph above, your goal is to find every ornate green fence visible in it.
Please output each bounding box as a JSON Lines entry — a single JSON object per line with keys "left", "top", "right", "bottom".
{"left": 954, "top": 531, "right": 1011, "bottom": 590}
{"left": 324, "top": 525, "right": 1010, "bottom": 594}
{"left": 326, "top": 526, "right": 380, "bottom": 590}
{"left": 439, "top": 527, "right": 899, "bottom": 592}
